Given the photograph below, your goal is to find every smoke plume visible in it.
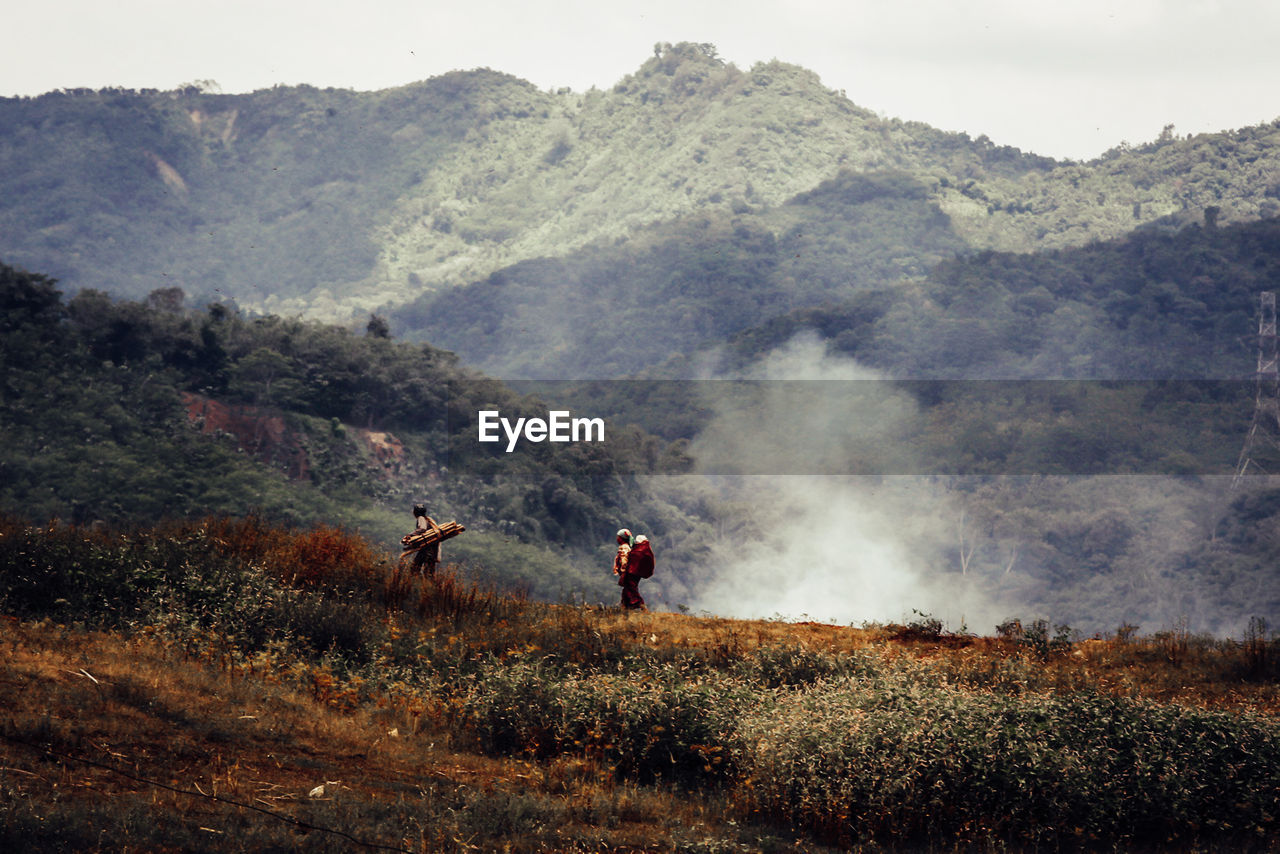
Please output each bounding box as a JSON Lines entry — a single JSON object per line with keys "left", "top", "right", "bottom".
{"left": 673, "top": 334, "right": 1012, "bottom": 628}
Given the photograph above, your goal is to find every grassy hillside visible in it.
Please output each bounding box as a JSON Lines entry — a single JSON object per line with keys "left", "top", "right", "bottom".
{"left": 2, "top": 516, "right": 1279, "bottom": 852}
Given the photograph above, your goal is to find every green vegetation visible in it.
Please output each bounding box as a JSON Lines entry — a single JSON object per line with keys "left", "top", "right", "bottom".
{"left": 0, "top": 72, "right": 544, "bottom": 311}
{"left": 653, "top": 211, "right": 1280, "bottom": 383}
{"left": 5, "top": 42, "right": 1280, "bottom": 332}
{"left": 850, "top": 214, "right": 1280, "bottom": 380}
{"left": 8, "top": 258, "right": 1280, "bottom": 633}
{"left": 8, "top": 40, "right": 1280, "bottom": 641}
{"left": 2, "top": 516, "right": 1279, "bottom": 851}
{"left": 0, "top": 262, "right": 690, "bottom": 603}
{"left": 10, "top": 41, "right": 1280, "bottom": 849}
{"left": 392, "top": 169, "right": 968, "bottom": 378}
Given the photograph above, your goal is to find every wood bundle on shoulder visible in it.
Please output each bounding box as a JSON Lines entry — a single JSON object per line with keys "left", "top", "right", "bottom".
{"left": 401, "top": 521, "right": 465, "bottom": 550}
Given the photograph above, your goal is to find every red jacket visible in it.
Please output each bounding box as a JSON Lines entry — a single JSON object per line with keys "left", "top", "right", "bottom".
{"left": 628, "top": 539, "right": 654, "bottom": 578}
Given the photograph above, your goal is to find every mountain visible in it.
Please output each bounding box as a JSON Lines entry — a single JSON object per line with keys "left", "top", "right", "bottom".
{"left": 9, "top": 252, "right": 1280, "bottom": 634}
{"left": 390, "top": 168, "right": 969, "bottom": 378}
{"left": 3, "top": 41, "right": 1278, "bottom": 347}
{"left": 700, "top": 212, "right": 1280, "bottom": 382}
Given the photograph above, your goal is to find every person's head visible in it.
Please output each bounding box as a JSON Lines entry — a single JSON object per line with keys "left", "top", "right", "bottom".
{"left": 634, "top": 534, "right": 647, "bottom": 544}
{"left": 616, "top": 528, "right": 632, "bottom": 545}
{"left": 413, "top": 504, "right": 427, "bottom": 517}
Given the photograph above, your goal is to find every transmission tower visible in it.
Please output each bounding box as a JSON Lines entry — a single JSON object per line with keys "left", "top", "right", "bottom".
{"left": 1232, "top": 291, "right": 1280, "bottom": 487}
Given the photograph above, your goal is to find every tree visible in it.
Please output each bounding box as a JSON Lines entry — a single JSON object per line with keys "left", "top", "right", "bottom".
{"left": 229, "top": 347, "right": 302, "bottom": 408}
{"left": 146, "top": 286, "right": 185, "bottom": 313}
{"left": 0, "top": 263, "right": 65, "bottom": 369}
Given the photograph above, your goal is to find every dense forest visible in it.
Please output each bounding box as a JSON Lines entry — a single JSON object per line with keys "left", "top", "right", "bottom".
{"left": 397, "top": 181, "right": 1280, "bottom": 382}
{"left": 391, "top": 170, "right": 968, "bottom": 378}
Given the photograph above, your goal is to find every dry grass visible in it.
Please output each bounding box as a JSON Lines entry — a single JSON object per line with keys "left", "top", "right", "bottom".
{"left": 3, "top": 515, "right": 1279, "bottom": 851}
{"left": 596, "top": 609, "right": 1280, "bottom": 716}
{"left": 0, "top": 618, "right": 810, "bottom": 853}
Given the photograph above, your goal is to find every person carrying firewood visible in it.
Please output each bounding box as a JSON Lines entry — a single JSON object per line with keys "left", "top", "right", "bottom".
{"left": 406, "top": 503, "right": 441, "bottom": 575}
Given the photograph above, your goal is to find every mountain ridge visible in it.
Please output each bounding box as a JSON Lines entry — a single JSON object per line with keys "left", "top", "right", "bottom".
{"left": 5, "top": 41, "right": 1277, "bottom": 337}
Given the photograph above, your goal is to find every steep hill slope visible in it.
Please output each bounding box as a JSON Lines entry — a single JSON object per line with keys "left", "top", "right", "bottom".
{"left": 0, "top": 71, "right": 554, "bottom": 312}
{"left": 710, "top": 213, "right": 1280, "bottom": 381}
{"left": 0, "top": 262, "right": 697, "bottom": 603}
{"left": 390, "top": 169, "right": 968, "bottom": 377}
{"left": 361, "top": 44, "right": 1049, "bottom": 314}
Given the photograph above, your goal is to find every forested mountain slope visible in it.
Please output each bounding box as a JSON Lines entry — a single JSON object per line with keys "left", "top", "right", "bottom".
{"left": 390, "top": 169, "right": 968, "bottom": 377}
{"left": 0, "top": 262, "right": 694, "bottom": 603}
{"left": 3, "top": 41, "right": 1278, "bottom": 344}
{"left": 704, "top": 213, "right": 1280, "bottom": 381}
{"left": 8, "top": 253, "right": 1280, "bottom": 633}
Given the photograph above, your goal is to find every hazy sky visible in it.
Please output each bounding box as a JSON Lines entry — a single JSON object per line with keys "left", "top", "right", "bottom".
{"left": 5, "top": 0, "right": 1279, "bottom": 161}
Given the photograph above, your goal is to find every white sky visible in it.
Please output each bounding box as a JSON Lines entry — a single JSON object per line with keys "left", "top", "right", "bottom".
{"left": 4, "top": 0, "right": 1280, "bottom": 161}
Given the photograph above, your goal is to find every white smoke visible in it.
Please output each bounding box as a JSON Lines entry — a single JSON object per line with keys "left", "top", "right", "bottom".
{"left": 670, "top": 334, "right": 1009, "bottom": 628}
{"left": 631, "top": 333, "right": 1263, "bottom": 636}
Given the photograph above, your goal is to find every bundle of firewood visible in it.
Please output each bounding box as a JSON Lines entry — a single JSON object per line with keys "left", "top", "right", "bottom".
{"left": 400, "top": 521, "right": 465, "bottom": 551}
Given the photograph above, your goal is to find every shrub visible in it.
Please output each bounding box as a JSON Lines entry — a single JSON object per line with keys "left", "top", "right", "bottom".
{"left": 0, "top": 515, "right": 389, "bottom": 663}
{"left": 457, "top": 659, "right": 752, "bottom": 786}
{"left": 732, "top": 643, "right": 873, "bottom": 688}
{"left": 735, "top": 676, "right": 1280, "bottom": 848}
{"left": 261, "top": 523, "right": 385, "bottom": 593}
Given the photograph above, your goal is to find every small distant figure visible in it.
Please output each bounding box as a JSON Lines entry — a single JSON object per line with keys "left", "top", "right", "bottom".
{"left": 612, "top": 528, "right": 652, "bottom": 611}
{"left": 399, "top": 505, "right": 465, "bottom": 576}
{"left": 406, "top": 503, "right": 441, "bottom": 576}
{"left": 613, "top": 528, "right": 632, "bottom": 578}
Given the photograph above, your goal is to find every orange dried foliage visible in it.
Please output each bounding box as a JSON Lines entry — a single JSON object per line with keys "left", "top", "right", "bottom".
{"left": 263, "top": 524, "right": 382, "bottom": 591}
{"left": 188, "top": 514, "right": 386, "bottom": 594}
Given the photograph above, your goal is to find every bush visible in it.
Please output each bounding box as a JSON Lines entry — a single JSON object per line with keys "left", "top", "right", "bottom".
{"left": 457, "top": 658, "right": 751, "bottom": 786}
{"left": 736, "top": 676, "right": 1280, "bottom": 848}
{"left": 0, "top": 515, "right": 388, "bottom": 662}
{"left": 732, "top": 643, "right": 873, "bottom": 688}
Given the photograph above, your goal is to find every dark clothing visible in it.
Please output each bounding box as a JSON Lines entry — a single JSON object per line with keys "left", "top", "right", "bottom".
{"left": 619, "top": 570, "right": 645, "bottom": 610}
{"left": 410, "top": 514, "right": 441, "bottom": 575}
{"left": 411, "top": 544, "right": 439, "bottom": 576}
